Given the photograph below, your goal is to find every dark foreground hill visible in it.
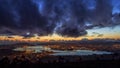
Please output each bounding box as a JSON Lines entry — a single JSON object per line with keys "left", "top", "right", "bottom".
{"left": 0, "top": 57, "right": 120, "bottom": 68}
{"left": 0, "top": 60, "right": 120, "bottom": 68}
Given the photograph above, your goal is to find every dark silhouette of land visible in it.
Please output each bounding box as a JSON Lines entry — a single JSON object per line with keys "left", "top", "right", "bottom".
{"left": 0, "top": 55, "right": 120, "bottom": 68}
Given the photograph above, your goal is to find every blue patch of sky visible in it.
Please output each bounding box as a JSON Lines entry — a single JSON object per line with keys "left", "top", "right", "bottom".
{"left": 112, "top": 0, "right": 120, "bottom": 14}
{"left": 82, "top": 0, "right": 96, "bottom": 10}
{"left": 86, "top": 25, "right": 120, "bottom": 36}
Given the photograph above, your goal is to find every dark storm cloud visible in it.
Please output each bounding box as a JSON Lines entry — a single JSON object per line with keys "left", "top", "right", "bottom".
{"left": 90, "top": 0, "right": 113, "bottom": 27}
{"left": 0, "top": 0, "right": 55, "bottom": 36}
{"left": 0, "top": 0, "right": 120, "bottom": 37}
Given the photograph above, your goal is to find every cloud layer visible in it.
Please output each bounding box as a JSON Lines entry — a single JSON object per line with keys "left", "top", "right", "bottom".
{"left": 0, "top": 0, "right": 120, "bottom": 37}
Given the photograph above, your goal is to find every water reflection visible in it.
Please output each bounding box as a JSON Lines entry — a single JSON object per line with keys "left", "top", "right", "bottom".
{"left": 13, "top": 46, "right": 112, "bottom": 56}
{"left": 51, "top": 50, "right": 112, "bottom": 56}
{"left": 13, "top": 46, "right": 51, "bottom": 53}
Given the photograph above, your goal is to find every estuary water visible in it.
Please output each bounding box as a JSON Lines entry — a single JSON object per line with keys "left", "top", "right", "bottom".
{"left": 13, "top": 46, "right": 112, "bottom": 56}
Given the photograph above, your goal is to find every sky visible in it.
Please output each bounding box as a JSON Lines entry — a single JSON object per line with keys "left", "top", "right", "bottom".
{"left": 0, "top": 0, "right": 120, "bottom": 41}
